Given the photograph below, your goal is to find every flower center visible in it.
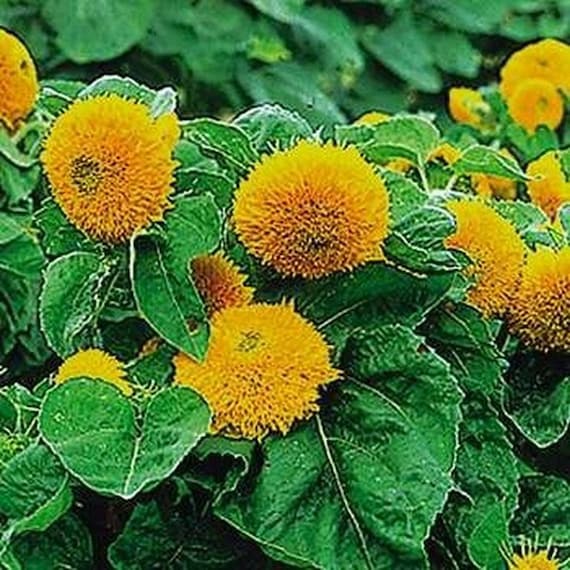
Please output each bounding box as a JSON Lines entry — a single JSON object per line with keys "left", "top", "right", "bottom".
{"left": 237, "top": 330, "right": 263, "bottom": 352}
{"left": 71, "top": 155, "right": 104, "bottom": 195}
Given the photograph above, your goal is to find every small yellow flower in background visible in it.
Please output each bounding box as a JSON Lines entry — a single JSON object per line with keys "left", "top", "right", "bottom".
{"left": 448, "top": 87, "right": 490, "bottom": 128}
{"left": 233, "top": 140, "right": 390, "bottom": 279}
{"left": 384, "top": 157, "right": 414, "bottom": 174}
{"left": 353, "top": 111, "right": 390, "bottom": 125}
{"left": 0, "top": 29, "right": 38, "bottom": 130}
{"left": 428, "top": 142, "right": 462, "bottom": 165}
{"left": 41, "top": 95, "right": 180, "bottom": 243}
{"left": 502, "top": 538, "right": 562, "bottom": 570}
{"left": 174, "top": 303, "right": 340, "bottom": 440}
{"left": 526, "top": 151, "right": 570, "bottom": 220}
{"left": 191, "top": 252, "right": 254, "bottom": 317}
{"left": 445, "top": 200, "right": 526, "bottom": 318}
{"left": 500, "top": 38, "right": 570, "bottom": 99}
{"left": 54, "top": 348, "right": 133, "bottom": 396}
{"left": 508, "top": 246, "right": 570, "bottom": 353}
{"left": 506, "top": 78, "right": 564, "bottom": 133}
{"left": 472, "top": 149, "right": 519, "bottom": 200}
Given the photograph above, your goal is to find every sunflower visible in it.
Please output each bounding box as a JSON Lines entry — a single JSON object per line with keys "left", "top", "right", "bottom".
{"left": 508, "top": 246, "right": 570, "bottom": 353}
{"left": 0, "top": 29, "right": 38, "bottom": 130}
{"left": 173, "top": 303, "right": 340, "bottom": 440}
{"left": 354, "top": 111, "right": 390, "bottom": 125}
{"left": 448, "top": 87, "right": 490, "bottom": 128}
{"left": 500, "top": 39, "right": 570, "bottom": 99}
{"left": 191, "top": 252, "right": 254, "bottom": 316}
{"left": 428, "top": 142, "right": 462, "bottom": 165}
{"left": 502, "top": 538, "right": 562, "bottom": 570}
{"left": 54, "top": 348, "right": 133, "bottom": 396}
{"left": 506, "top": 78, "right": 564, "bottom": 133}
{"left": 233, "top": 140, "right": 390, "bottom": 279}
{"left": 526, "top": 151, "right": 570, "bottom": 220}
{"left": 445, "top": 200, "right": 526, "bottom": 317}
{"left": 41, "top": 95, "right": 179, "bottom": 243}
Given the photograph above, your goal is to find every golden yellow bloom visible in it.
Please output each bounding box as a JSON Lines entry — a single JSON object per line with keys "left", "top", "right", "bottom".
{"left": 503, "top": 538, "right": 561, "bottom": 570}
{"left": 527, "top": 151, "right": 570, "bottom": 220}
{"left": 471, "top": 149, "right": 519, "bottom": 200}
{"left": 428, "top": 142, "right": 462, "bottom": 165}
{"left": 0, "top": 29, "right": 38, "bottom": 130}
{"left": 448, "top": 87, "right": 490, "bottom": 128}
{"left": 354, "top": 111, "right": 390, "bottom": 125}
{"left": 54, "top": 348, "right": 133, "bottom": 396}
{"left": 445, "top": 200, "right": 526, "bottom": 317}
{"left": 233, "top": 140, "right": 390, "bottom": 279}
{"left": 173, "top": 303, "right": 340, "bottom": 440}
{"left": 384, "top": 158, "right": 414, "bottom": 173}
{"left": 191, "top": 252, "right": 254, "bottom": 316}
{"left": 509, "top": 246, "right": 570, "bottom": 352}
{"left": 500, "top": 39, "right": 570, "bottom": 99}
{"left": 506, "top": 78, "right": 564, "bottom": 133}
{"left": 41, "top": 95, "right": 179, "bottom": 243}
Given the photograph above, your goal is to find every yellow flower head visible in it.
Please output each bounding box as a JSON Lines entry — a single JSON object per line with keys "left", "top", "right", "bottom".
{"left": 503, "top": 538, "right": 562, "bottom": 570}
{"left": 448, "top": 87, "right": 490, "bottom": 128}
{"left": 0, "top": 29, "right": 38, "bottom": 130}
{"left": 191, "top": 252, "right": 254, "bottom": 317}
{"left": 508, "top": 246, "right": 570, "bottom": 353}
{"left": 471, "top": 149, "right": 519, "bottom": 200}
{"left": 41, "top": 95, "right": 180, "bottom": 243}
{"left": 506, "top": 78, "right": 564, "bottom": 133}
{"left": 428, "top": 142, "right": 462, "bottom": 165}
{"left": 233, "top": 140, "right": 390, "bottom": 279}
{"left": 384, "top": 158, "right": 414, "bottom": 173}
{"left": 173, "top": 303, "right": 340, "bottom": 440}
{"left": 445, "top": 200, "right": 526, "bottom": 317}
{"left": 54, "top": 348, "right": 133, "bottom": 396}
{"left": 500, "top": 39, "right": 570, "bottom": 98}
{"left": 353, "top": 111, "right": 390, "bottom": 125}
{"left": 527, "top": 151, "right": 570, "bottom": 220}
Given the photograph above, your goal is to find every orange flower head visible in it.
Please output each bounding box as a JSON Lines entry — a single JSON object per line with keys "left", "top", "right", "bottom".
{"left": 191, "top": 252, "right": 254, "bottom": 317}
{"left": 509, "top": 246, "right": 570, "bottom": 353}
{"left": 233, "top": 140, "right": 390, "bottom": 279}
{"left": 41, "top": 94, "right": 180, "bottom": 243}
{"left": 0, "top": 29, "right": 38, "bottom": 129}
{"left": 507, "top": 78, "right": 564, "bottom": 133}
{"left": 446, "top": 200, "right": 526, "bottom": 317}
{"left": 500, "top": 38, "right": 570, "bottom": 98}
{"left": 526, "top": 151, "right": 570, "bottom": 220}
{"left": 354, "top": 111, "right": 390, "bottom": 125}
{"left": 174, "top": 303, "right": 340, "bottom": 440}
{"left": 448, "top": 87, "right": 490, "bottom": 128}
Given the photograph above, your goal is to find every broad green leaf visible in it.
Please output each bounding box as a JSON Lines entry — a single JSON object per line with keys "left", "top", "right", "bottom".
{"left": 559, "top": 204, "right": 570, "bottom": 244}
{"left": 247, "top": 0, "right": 305, "bottom": 23}
{"left": 452, "top": 146, "right": 528, "bottom": 181}
{"left": 7, "top": 513, "right": 93, "bottom": 570}
{"left": 79, "top": 75, "right": 176, "bottom": 117}
{"left": 0, "top": 156, "right": 40, "bottom": 211}
{"left": 218, "top": 325, "right": 461, "bottom": 569}
{"left": 385, "top": 171, "right": 427, "bottom": 223}
{"left": 504, "top": 350, "right": 570, "bottom": 448}
{"left": 431, "top": 31, "right": 481, "bottom": 78}
{"left": 511, "top": 474, "right": 570, "bottom": 546}
{"left": 337, "top": 116, "right": 440, "bottom": 166}
{"left": 181, "top": 119, "right": 258, "bottom": 174}
{"left": 109, "top": 499, "right": 259, "bottom": 569}
{"left": 130, "top": 194, "right": 221, "bottom": 360}
{"left": 421, "top": 303, "right": 503, "bottom": 396}
{"left": 425, "top": 0, "right": 512, "bottom": 34}
{"left": 37, "top": 80, "right": 83, "bottom": 115}
{"left": 39, "top": 379, "right": 211, "bottom": 499}
{"left": 233, "top": 104, "right": 313, "bottom": 153}
{"left": 0, "top": 444, "right": 71, "bottom": 537}
{"left": 127, "top": 341, "right": 175, "bottom": 388}
{"left": 42, "top": 0, "right": 156, "bottom": 62}
{"left": 361, "top": 14, "right": 442, "bottom": 93}
{"left": 39, "top": 251, "right": 108, "bottom": 357}
{"left": 175, "top": 170, "right": 234, "bottom": 209}
{"left": 0, "top": 131, "right": 36, "bottom": 169}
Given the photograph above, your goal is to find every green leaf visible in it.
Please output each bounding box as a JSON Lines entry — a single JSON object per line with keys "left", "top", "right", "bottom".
{"left": 385, "top": 171, "right": 427, "bottom": 223}
{"left": 425, "top": 0, "right": 512, "bottom": 34}
{"left": 218, "top": 325, "right": 461, "bottom": 569}
{"left": 181, "top": 119, "right": 258, "bottom": 174}
{"left": 559, "top": 204, "right": 570, "bottom": 244}
{"left": 0, "top": 131, "right": 36, "bottom": 169}
{"left": 233, "top": 104, "right": 313, "bottom": 153}
{"left": 431, "top": 31, "right": 481, "bottom": 78}
{"left": 79, "top": 75, "right": 176, "bottom": 117}
{"left": 0, "top": 444, "right": 71, "bottom": 537}
{"left": 452, "top": 146, "right": 528, "bottom": 181}
{"left": 361, "top": 14, "right": 442, "bottom": 93}
{"left": 175, "top": 169, "right": 235, "bottom": 209}
{"left": 39, "top": 379, "right": 211, "bottom": 499}
{"left": 39, "top": 251, "right": 108, "bottom": 357}
{"left": 130, "top": 194, "right": 221, "bottom": 360}
{"left": 511, "top": 474, "right": 570, "bottom": 547}
{"left": 7, "top": 513, "right": 93, "bottom": 570}
{"left": 42, "top": 0, "right": 156, "bottom": 63}
{"left": 336, "top": 116, "right": 441, "bottom": 165}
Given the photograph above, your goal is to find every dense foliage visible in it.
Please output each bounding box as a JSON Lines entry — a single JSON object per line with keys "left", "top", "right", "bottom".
{"left": 0, "top": 17, "right": 569, "bottom": 570}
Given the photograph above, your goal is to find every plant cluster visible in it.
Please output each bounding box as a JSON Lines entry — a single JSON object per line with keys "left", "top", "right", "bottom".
{"left": 0, "top": 28, "right": 568, "bottom": 570}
